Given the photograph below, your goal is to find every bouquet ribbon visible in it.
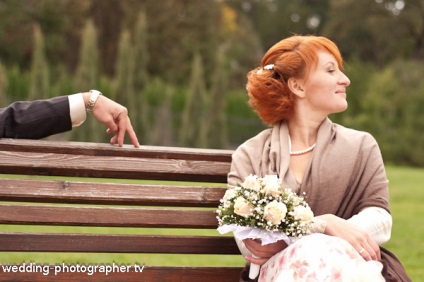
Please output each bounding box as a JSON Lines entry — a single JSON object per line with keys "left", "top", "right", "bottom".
{"left": 218, "top": 224, "right": 298, "bottom": 279}
{"left": 217, "top": 224, "right": 295, "bottom": 245}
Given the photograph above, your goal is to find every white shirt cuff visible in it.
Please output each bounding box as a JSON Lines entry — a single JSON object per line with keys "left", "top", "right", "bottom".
{"left": 348, "top": 207, "right": 392, "bottom": 245}
{"left": 68, "top": 93, "right": 87, "bottom": 127}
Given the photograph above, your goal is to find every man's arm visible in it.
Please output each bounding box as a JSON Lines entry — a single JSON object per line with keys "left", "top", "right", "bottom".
{"left": 0, "top": 96, "right": 72, "bottom": 139}
{"left": 0, "top": 91, "right": 139, "bottom": 147}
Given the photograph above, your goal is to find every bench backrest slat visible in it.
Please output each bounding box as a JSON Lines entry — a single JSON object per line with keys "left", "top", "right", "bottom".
{"left": 0, "top": 151, "right": 229, "bottom": 182}
{"left": 1, "top": 204, "right": 218, "bottom": 228}
{"left": 0, "top": 179, "right": 226, "bottom": 207}
{"left": 0, "top": 139, "right": 233, "bottom": 161}
{"left": 0, "top": 233, "right": 239, "bottom": 254}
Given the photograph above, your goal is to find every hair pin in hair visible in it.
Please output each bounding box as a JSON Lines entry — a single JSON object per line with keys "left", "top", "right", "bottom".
{"left": 263, "top": 64, "right": 274, "bottom": 70}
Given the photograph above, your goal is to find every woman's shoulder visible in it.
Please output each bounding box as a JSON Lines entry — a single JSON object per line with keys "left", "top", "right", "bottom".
{"left": 229, "top": 127, "right": 274, "bottom": 183}
{"left": 333, "top": 122, "right": 378, "bottom": 146}
{"left": 235, "top": 127, "right": 272, "bottom": 152}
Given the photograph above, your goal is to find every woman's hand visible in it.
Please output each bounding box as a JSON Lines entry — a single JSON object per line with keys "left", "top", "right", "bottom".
{"left": 318, "top": 214, "right": 381, "bottom": 261}
{"left": 243, "top": 239, "right": 288, "bottom": 266}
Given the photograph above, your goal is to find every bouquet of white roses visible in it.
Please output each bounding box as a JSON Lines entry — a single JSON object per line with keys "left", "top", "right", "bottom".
{"left": 216, "top": 174, "right": 314, "bottom": 279}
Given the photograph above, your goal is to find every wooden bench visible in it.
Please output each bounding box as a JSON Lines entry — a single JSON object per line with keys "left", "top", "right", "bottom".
{"left": 0, "top": 138, "right": 243, "bottom": 281}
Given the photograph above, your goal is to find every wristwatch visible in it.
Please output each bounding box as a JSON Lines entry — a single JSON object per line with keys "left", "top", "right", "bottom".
{"left": 86, "top": 90, "right": 102, "bottom": 112}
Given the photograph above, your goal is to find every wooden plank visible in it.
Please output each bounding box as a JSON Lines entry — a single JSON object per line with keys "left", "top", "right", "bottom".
{"left": 0, "top": 179, "right": 226, "bottom": 207}
{"left": 0, "top": 233, "right": 240, "bottom": 254}
{"left": 0, "top": 140, "right": 240, "bottom": 280}
{"left": 0, "top": 266, "right": 243, "bottom": 282}
{"left": 0, "top": 150, "right": 229, "bottom": 182}
{"left": 1, "top": 204, "right": 219, "bottom": 228}
{"left": 0, "top": 139, "right": 233, "bottom": 162}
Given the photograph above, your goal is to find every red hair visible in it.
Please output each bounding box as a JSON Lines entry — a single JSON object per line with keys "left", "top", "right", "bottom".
{"left": 247, "top": 35, "right": 344, "bottom": 125}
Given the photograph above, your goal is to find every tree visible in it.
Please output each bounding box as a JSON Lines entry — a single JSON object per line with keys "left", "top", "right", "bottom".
{"left": 217, "top": 3, "right": 263, "bottom": 88}
{"left": 322, "top": 0, "right": 424, "bottom": 64}
{"left": 74, "top": 19, "right": 99, "bottom": 91}
{"left": 3, "top": 66, "right": 30, "bottom": 102}
{"left": 0, "top": 0, "right": 34, "bottom": 68}
{"left": 392, "top": 0, "right": 424, "bottom": 60}
{"left": 112, "top": 29, "right": 136, "bottom": 143}
{"left": 133, "top": 10, "right": 150, "bottom": 139}
{"left": 207, "top": 45, "right": 229, "bottom": 149}
{"left": 112, "top": 30, "right": 134, "bottom": 104}
{"left": 226, "top": 0, "right": 330, "bottom": 50}
{"left": 73, "top": 19, "right": 100, "bottom": 142}
{"left": 144, "top": 0, "right": 221, "bottom": 84}
{"left": 179, "top": 53, "right": 209, "bottom": 148}
{"left": 0, "top": 62, "right": 7, "bottom": 107}
{"left": 29, "top": 24, "right": 49, "bottom": 100}
{"left": 151, "top": 85, "right": 174, "bottom": 146}
{"left": 90, "top": 0, "right": 123, "bottom": 76}
{"left": 0, "top": 0, "right": 89, "bottom": 71}
{"left": 359, "top": 60, "right": 424, "bottom": 166}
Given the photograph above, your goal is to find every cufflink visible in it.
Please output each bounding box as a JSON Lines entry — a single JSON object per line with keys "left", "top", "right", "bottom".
{"left": 86, "top": 90, "right": 102, "bottom": 112}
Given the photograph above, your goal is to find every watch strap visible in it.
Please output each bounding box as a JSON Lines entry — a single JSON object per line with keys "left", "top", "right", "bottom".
{"left": 86, "top": 90, "right": 102, "bottom": 112}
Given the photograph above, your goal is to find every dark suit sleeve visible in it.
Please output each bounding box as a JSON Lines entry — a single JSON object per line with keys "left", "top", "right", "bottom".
{"left": 0, "top": 96, "right": 73, "bottom": 139}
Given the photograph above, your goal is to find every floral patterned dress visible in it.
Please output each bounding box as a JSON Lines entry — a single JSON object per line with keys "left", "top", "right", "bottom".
{"left": 258, "top": 233, "right": 385, "bottom": 282}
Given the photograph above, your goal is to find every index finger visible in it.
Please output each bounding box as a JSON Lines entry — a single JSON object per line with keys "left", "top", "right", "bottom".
{"left": 126, "top": 119, "right": 140, "bottom": 147}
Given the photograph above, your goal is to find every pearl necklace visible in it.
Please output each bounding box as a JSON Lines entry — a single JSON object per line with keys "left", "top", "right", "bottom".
{"left": 289, "top": 136, "right": 316, "bottom": 156}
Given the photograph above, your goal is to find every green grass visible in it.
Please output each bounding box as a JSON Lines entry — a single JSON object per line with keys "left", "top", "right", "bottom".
{"left": 382, "top": 166, "right": 424, "bottom": 281}
{"left": 1, "top": 166, "right": 423, "bottom": 281}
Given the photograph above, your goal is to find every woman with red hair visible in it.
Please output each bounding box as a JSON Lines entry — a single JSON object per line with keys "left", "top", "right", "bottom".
{"left": 228, "top": 35, "right": 410, "bottom": 281}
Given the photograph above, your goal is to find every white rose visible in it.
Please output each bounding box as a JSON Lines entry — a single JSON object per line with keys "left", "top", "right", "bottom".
{"left": 261, "top": 175, "right": 282, "bottom": 196}
{"left": 223, "top": 189, "right": 236, "bottom": 201}
{"left": 293, "top": 205, "right": 314, "bottom": 223}
{"left": 242, "top": 174, "right": 261, "bottom": 191}
{"left": 234, "top": 197, "right": 254, "bottom": 218}
{"left": 264, "top": 201, "right": 287, "bottom": 225}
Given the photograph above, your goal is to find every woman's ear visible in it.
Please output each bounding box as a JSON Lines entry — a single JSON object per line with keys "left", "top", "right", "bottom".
{"left": 287, "top": 78, "right": 305, "bottom": 99}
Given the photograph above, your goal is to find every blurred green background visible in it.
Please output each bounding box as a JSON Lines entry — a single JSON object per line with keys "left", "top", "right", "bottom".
{"left": 1, "top": 0, "right": 423, "bottom": 164}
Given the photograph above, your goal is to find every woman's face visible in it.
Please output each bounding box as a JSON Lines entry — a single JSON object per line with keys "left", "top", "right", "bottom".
{"left": 301, "top": 51, "right": 350, "bottom": 116}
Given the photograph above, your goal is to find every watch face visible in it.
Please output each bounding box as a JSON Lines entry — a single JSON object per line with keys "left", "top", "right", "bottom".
{"left": 87, "top": 90, "right": 102, "bottom": 112}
